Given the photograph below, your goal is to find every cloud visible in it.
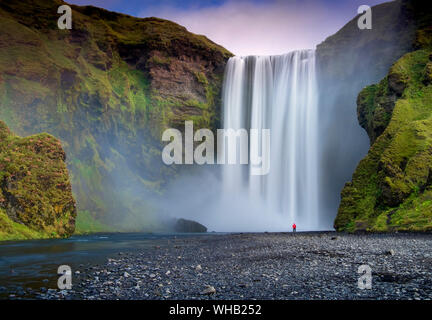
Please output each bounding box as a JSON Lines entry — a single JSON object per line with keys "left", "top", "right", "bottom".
{"left": 139, "top": 0, "right": 385, "bottom": 56}
{"left": 69, "top": 0, "right": 121, "bottom": 7}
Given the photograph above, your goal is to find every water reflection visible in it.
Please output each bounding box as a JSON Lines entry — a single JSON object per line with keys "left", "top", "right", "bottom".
{"left": 0, "top": 232, "right": 213, "bottom": 298}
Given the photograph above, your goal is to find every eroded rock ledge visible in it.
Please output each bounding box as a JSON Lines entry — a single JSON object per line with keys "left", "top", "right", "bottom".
{"left": 0, "top": 121, "right": 76, "bottom": 240}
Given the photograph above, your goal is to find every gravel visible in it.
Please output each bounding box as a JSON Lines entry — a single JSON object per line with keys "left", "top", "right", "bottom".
{"left": 16, "top": 232, "right": 432, "bottom": 299}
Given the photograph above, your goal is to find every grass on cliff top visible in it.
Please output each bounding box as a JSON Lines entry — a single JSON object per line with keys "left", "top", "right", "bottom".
{"left": 0, "top": 0, "right": 232, "bottom": 59}
{"left": 78, "top": 10, "right": 232, "bottom": 58}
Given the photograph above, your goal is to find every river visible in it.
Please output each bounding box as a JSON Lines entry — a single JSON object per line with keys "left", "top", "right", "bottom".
{"left": 0, "top": 232, "right": 215, "bottom": 298}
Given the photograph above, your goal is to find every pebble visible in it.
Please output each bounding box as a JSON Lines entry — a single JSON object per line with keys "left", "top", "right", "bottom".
{"left": 201, "top": 285, "right": 216, "bottom": 295}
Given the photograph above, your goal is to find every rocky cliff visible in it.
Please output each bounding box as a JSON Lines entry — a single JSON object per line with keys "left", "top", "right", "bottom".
{"left": 0, "top": 0, "right": 232, "bottom": 234}
{"left": 315, "top": 0, "right": 422, "bottom": 224}
{"left": 335, "top": 0, "right": 432, "bottom": 232}
{"left": 317, "top": 0, "right": 416, "bottom": 86}
{"left": 0, "top": 121, "right": 76, "bottom": 240}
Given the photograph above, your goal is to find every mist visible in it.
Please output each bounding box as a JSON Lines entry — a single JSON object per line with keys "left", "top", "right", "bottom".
{"left": 157, "top": 167, "right": 311, "bottom": 232}
{"left": 65, "top": 0, "right": 415, "bottom": 234}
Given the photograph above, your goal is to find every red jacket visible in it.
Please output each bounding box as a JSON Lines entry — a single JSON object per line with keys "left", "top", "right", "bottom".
{"left": 292, "top": 224, "right": 296, "bottom": 229}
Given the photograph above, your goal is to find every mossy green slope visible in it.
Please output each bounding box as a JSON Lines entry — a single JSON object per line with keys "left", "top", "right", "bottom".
{"left": 336, "top": 11, "right": 432, "bottom": 232}
{"left": 0, "top": 0, "right": 232, "bottom": 234}
{"left": 0, "top": 121, "right": 76, "bottom": 240}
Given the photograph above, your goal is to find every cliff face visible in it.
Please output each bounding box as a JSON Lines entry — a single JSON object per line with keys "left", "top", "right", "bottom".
{"left": 315, "top": 0, "right": 419, "bottom": 224}
{"left": 335, "top": 1, "right": 432, "bottom": 232}
{"left": 0, "top": 0, "right": 232, "bottom": 233}
{"left": 0, "top": 121, "right": 76, "bottom": 240}
{"left": 317, "top": 0, "right": 416, "bottom": 86}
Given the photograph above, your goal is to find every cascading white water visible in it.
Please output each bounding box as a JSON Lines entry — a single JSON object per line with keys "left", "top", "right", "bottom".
{"left": 221, "top": 50, "right": 320, "bottom": 231}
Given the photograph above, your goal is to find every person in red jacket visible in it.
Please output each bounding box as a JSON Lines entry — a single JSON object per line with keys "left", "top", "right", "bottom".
{"left": 292, "top": 223, "right": 296, "bottom": 232}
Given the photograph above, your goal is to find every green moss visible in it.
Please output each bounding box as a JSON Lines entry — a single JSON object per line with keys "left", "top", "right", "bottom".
{"left": 0, "top": 208, "right": 49, "bottom": 241}
{"left": 74, "top": 210, "right": 114, "bottom": 234}
{"left": 0, "top": 0, "right": 232, "bottom": 234}
{"left": 382, "top": 190, "right": 432, "bottom": 231}
{"left": 148, "top": 55, "right": 171, "bottom": 66}
{"left": 0, "top": 121, "right": 77, "bottom": 240}
{"left": 337, "top": 39, "right": 432, "bottom": 232}
{"left": 194, "top": 71, "right": 208, "bottom": 86}
{"left": 371, "top": 212, "right": 389, "bottom": 232}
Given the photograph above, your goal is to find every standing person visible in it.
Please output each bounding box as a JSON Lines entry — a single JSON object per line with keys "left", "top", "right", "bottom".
{"left": 292, "top": 223, "right": 296, "bottom": 233}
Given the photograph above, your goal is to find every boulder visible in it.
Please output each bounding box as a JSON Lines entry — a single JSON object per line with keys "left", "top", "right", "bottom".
{"left": 174, "top": 218, "right": 207, "bottom": 233}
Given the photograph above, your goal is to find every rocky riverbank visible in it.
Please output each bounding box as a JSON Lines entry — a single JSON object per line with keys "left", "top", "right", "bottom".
{"left": 13, "top": 232, "right": 432, "bottom": 300}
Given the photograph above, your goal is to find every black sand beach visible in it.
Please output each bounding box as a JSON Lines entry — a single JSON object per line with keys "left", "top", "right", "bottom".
{"left": 24, "top": 232, "right": 432, "bottom": 300}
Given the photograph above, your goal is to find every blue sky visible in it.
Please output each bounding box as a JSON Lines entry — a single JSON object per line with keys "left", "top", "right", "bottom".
{"left": 69, "top": 0, "right": 390, "bottom": 55}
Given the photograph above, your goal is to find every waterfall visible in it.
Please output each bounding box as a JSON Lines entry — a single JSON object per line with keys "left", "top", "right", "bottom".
{"left": 221, "top": 50, "right": 320, "bottom": 231}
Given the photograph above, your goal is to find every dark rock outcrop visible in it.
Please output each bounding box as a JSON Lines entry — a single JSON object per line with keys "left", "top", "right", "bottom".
{"left": 174, "top": 218, "right": 207, "bottom": 233}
